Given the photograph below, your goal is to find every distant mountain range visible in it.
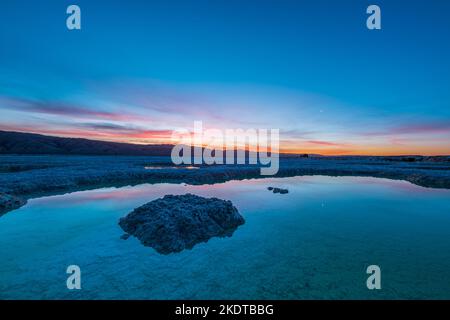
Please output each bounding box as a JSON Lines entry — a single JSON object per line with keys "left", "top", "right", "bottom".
{"left": 0, "top": 130, "right": 174, "bottom": 156}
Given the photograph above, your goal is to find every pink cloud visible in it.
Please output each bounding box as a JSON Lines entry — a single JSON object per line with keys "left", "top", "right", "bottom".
{"left": 306, "top": 140, "right": 344, "bottom": 147}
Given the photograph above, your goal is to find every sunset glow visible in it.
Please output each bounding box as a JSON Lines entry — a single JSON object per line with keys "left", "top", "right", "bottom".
{"left": 1, "top": 0, "right": 449, "bottom": 156}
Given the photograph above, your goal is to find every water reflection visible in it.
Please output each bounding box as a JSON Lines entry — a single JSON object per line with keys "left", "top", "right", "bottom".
{"left": 1, "top": 176, "right": 450, "bottom": 299}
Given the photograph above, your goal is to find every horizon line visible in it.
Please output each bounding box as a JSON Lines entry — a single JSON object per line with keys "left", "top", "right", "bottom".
{"left": 1, "top": 129, "right": 449, "bottom": 158}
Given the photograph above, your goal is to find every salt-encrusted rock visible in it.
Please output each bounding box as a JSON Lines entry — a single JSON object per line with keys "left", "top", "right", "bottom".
{"left": 119, "top": 194, "right": 245, "bottom": 254}
{"left": 0, "top": 193, "right": 26, "bottom": 215}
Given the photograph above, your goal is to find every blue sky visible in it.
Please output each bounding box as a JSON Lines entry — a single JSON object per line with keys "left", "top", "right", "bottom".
{"left": 0, "top": 0, "right": 449, "bottom": 154}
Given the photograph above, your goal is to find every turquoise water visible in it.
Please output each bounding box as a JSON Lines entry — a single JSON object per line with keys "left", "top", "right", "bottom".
{"left": 1, "top": 176, "right": 450, "bottom": 299}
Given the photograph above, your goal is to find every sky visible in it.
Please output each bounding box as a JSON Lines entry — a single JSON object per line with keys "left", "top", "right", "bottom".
{"left": 0, "top": 0, "right": 449, "bottom": 155}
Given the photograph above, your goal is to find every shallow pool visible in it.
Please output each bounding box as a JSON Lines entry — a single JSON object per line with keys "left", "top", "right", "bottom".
{"left": 1, "top": 176, "right": 450, "bottom": 299}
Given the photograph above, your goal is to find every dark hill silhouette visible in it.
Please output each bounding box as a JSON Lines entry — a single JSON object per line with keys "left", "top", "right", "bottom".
{"left": 0, "top": 130, "right": 174, "bottom": 156}
{"left": 0, "top": 130, "right": 284, "bottom": 158}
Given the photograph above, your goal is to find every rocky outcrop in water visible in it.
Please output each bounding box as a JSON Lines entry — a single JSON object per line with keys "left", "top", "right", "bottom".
{"left": 119, "top": 194, "right": 245, "bottom": 254}
{"left": 0, "top": 193, "right": 26, "bottom": 215}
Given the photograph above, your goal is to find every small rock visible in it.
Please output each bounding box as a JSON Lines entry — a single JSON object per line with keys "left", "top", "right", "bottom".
{"left": 269, "top": 187, "right": 289, "bottom": 194}
{"left": 120, "top": 233, "right": 131, "bottom": 240}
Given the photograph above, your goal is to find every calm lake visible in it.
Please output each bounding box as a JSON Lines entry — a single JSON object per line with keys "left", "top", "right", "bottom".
{"left": 1, "top": 176, "right": 450, "bottom": 299}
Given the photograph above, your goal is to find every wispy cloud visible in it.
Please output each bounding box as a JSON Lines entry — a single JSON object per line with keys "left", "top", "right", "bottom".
{"left": 306, "top": 140, "right": 344, "bottom": 147}
{"left": 391, "top": 122, "right": 450, "bottom": 135}
{"left": 363, "top": 120, "right": 450, "bottom": 137}
{"left": 0, "top": 96, "right": 141, "bottom": 121}
{"left": 77, "top": 122, "right": 141, "bottom": 132}
{"left": 75, "top": 123, "right": 172, "bottom": 139}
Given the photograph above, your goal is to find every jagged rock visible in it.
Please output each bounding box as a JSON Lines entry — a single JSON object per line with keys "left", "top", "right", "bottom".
{"left": 0, "top": 193, "right": 26, "bottom": 215}
{"left": 268, "top": 187, "right": 289, "bottom": 194}
{"left": 119, "top": 194, "right": 245, "bottom": 254}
